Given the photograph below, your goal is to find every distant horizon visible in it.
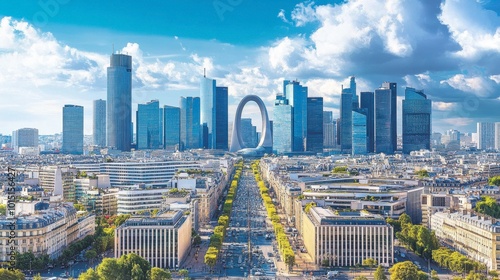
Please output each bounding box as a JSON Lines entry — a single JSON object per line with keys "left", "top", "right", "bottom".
{"left": 0, "top": 0, "right": 499, "bottom": 135}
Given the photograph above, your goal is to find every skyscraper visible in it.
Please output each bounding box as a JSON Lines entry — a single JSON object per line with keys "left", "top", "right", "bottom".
{"left": 477, "top": 122, "right": 495, "bottom": 150}
{"left": 285, "top": 80, "right": 308, "bottom": 152}
{"left": 273, "top": 95, "right": 293, "bottom": 154}
{"left": 360, "top": 92, "right": 375, "bottom": 153}
{"left": 200, "top": 77, "right": 228, "bottom": 150}
{"left": 136, "top": 100, "right": 160, "bottom": 150}
{"left": 374, "top": 88, "right": 393, "bottom": 154}
{"left": 241, "top": 118, "right": 257, "bottom": 148}
{"left": 402, "top": 87, "right": 431, "bottom": 154}
{"left": 215, "top": 86, "right": 228, "bottom": 150}
{"left": 180, "top": 97, "right": 201, "bottom": 150}
{"left": 382, "top": 82, "right": 397, "bottom": 152}
{"left": 323, "top": 111, "right": 336, "bottom": 149}
{"left": 107, "top": 54, "right": 132, "bottom": 151}
{"left": 352, "top": 108, "right": 367, "bottom": 155}
{"left": 93, "top": 99, "right": 106, "bottom": 147}
{"left": 306, "top": 97, "right": 323, "bottom": 153}
{"left": 12, "top": 128, "right": 38, "bottom": 152}
{"left": 159, "top": 107, "right": 164, "bottom": 147}
{"left": 164, "top": 105, "right": 180, "bottom": 150}
{"left": 495, "top": 123, "right": 500, "bottom": 150}
{"left": 340, "top": 91, "right": 353, "bottom": 154}
{"left": 62, "top": 105, "right": 84, "bottom": 155}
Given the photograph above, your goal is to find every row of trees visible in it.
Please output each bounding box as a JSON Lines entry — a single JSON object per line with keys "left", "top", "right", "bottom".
{"left": 252, "top": 160, "right": 295, "bottom": 270}
{"left": 78, "top": 253, "right": 185, "bottom": 280}
{"left": 432, "top": 247, "right": 486, "bottom": 275}
{"left": 204, "top": 160, "right": 243, "bottom": 269}
{"left": 394, "top": 214, "right": 439, "bottom": 259}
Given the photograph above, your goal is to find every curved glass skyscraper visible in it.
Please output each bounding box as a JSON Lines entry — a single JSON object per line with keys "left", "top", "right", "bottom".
{"left": 402, "top": 87, "right": 431, "bottom": 154}
{"left": 107, "top": 54, "right": 132, "bottom": 151}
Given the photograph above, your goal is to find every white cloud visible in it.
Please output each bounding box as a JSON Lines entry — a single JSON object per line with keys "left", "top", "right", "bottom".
{"left": 439, "top": 0, "right": 500, "bottom": 59}
{"left": 291, "top": 1, "right": 317, "bottom": 27}
{"left": 490, "top": 74, "right": 500, "bottom": 83}
{"left": 441, "top": 74, "right": 496, "bottom": 97}
{"left": 277, "top": 9, "right": 289, "bottom": 23}
{"left": 433, "top": 102, "right": 455, "bottom": 111}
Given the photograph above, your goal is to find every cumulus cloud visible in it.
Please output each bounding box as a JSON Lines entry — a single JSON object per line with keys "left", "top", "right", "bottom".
{"left": 439, "top": 0, "right": 500, "bottom": 59}
{"left": 291, "top": 1, "right": 317, "bottom": 27}
{"left": 277, "top": 9, "right": 289, "bottom": 23}
{"left": 441, "top": 74, "right": 498, "bottom": 98}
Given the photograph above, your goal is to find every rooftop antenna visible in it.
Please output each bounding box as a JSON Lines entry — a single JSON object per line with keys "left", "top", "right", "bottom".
{"left": 203, "top": 68, "right": 206, "bottom": 78}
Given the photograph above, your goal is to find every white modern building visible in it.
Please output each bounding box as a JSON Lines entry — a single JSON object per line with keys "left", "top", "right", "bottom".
{"left": 302, "top": 207, "right": 393, "bottom": 267}
{"left": 114, "top": 210, "right": 192, "bottom": 268}
{"left": 117, "top": 185, "right": 170, "bottom": 214}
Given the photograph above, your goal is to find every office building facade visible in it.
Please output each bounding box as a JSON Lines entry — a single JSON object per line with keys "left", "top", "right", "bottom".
{"left": 374, "top": 88, "right": 393, "bottom": 154}
{"left": 93, "top": 99, "right": 106, "bottom": 147}
{"left": 302, "top": 207, "right": 393, "bottom": 267}
{"left": 477, "top": 122, "right": 495, "bottom": 150}
{"left": 107, "top": 54, "right": 132, "bottom": 151}
{"left": 360, "top": 92, "right": 375, "bottom": 153}
{"left": 273, "top": 96, "right": 293, "bottom": 154}
{"left": 340, "top": 92, "right": 353, "bottom": 153}
{"left": 323, "top": 111, "right": 336, "bottom": 149}
{"left": 215, "top": 86, "right": 228, "bottom": 150}
{"left": 12, "top": 128, "right": 38, "bottom": 152}
{"left": 306, "top": 97, "right": 323, "bottom": 153}
{"left": 164, "top": 105, "right": 180, "bottom": 150}
{"left": 136, "top": 100, "right": 160, "bottom": 150}
{"left": 382, "top": 82, "right": 397, "bottom": 152}
{"left": 402, "top": 87, "right": 431, "bottom": 154}
{"left": 285, "top": 80, "right": 308, "bottom": 152}
{"left": 495, "top": 123, "right": 500, "bottom": 150}
{"left": 352, "top": 108, "right": 367, "bottom": 155}
{"left": 180, "top": 97, "right": 201, "bottom": 150}
{"left": 115, "top": 211, "right": 192, "bottom": 269}
{"left": 62, "top": 105, "right": 84, "bottom": 155}
{"left": 200, "top": 77, "right": 228, "bottom": 150}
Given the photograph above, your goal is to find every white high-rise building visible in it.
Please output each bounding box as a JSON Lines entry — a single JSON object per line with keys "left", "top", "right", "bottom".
{"left": 477, "top": 122, "right": 495, "bottom": 150}
{"left": 495, "top": 122, "right": 500, "bottom": 150}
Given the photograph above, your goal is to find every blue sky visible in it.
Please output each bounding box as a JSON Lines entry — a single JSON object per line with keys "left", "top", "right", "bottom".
{"left": 0, "top": 0, "right": 499, "bottom": 135}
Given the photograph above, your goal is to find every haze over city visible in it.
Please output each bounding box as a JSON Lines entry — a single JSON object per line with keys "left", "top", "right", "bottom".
{"left": 0, "top": 0, "right": 499, "bottom": 135}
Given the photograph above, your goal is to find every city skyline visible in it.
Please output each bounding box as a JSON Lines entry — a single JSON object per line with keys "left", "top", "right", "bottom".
{"left": 0, "top": 1, "right": 499, "bottom": 135}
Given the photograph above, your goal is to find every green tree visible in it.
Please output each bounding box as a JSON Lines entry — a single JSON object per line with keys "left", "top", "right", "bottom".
{"left": 97, "top": 258, "right": 123, "bottom": 280}
{"left": 131, "top": 263, "right": 146, "bottom": 280}
{"left": 304, "top": 202, "right": 317, "bottom": 214}
{"left": 398, "top": 213, "right": 412, "bottom": 228}
{"left": 488, "top": 176, "right": 500, "bottom": 186}
{"left": 74, "top": 203, "right": 86, "bottom": 211}
{"left": 362, "top": 258, "right": 377, "bottom": 268}
{"left": 85, "top": 249, "right": 97, "bottom": 265}
{"left": 374, "top": 265, "right": 387, "bottom": 280}
{"left": 0, "top": 204, "right": 6, "bottom": 215}
{"left": 150, "top": 267, "right": 172, "bottom": 280}
{"left": 178, "top": 269, "right": 189, "bottom": 279}
{"left": 78, "top": 268, "right": 100, "bottom": 280}
{"left": 465, "top": 271, "right": 487, "bottom": 280}
{"left": 33, "top": 273, "right": 43, "bottom": 280}
{"left": 0, "top": 268, "right": 25, "bottom": 280}
{"left": 355, "top": 277, "right": 368, "bottom": 280}
{"left": 416, "top": 169, "right": 429, "bottom": 178}
{"left": 119, "top": 253, "right": 151, "bottom": 279}
{"left": 489, "top": 270, "right": 499, "bottom": 278}
{"left": 389, "top": 261, "right": 420, "bottom": 280}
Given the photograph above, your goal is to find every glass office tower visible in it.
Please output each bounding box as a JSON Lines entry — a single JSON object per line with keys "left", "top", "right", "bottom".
{"left": 340, "top": 91, "right": 353, "bottom": 154}
{"left": 215, "top": 86, "right": 228, "bottom": 150}
{"left": 402, "top": 87, "right": 431, "bottom": 154}
{"left": 62, "top": 105, "right": 84, "bottom": 154}
{"left": 375, "top": 88, "right": 393, "bottom": 154}
{"left": 93, "top": 99, "right": 106, "bottom": 147}
{"left": 382, "top": 82, "right": 397, "bottom": 152}
{"left": 352, "top": 108, "right": 367, "bottom": 155}
{"left": 360, "top": 92, "right": 375, "bottom": 153}
{"left": 285, "top": 80, "right": 308, "bottom": 152}
{"left": 273, "top": 95, "right": 293, "bottom": 154}
{"left": 180, "top": 97, "right": 201, "bottom": 150}
{"left": 107, "top": 54, "right": 132, "bottom": 151}
{"left": 136, "top": 100, "right": 160, "bottom": 150}
{"left": 163, "top": 106, "right": 180, "bottom": 150}
{"left": 307, "top": 97, "right": 323, "bottom": 153}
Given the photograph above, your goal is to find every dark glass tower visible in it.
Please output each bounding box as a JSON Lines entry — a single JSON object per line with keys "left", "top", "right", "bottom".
{"left": 352, "top": 108, "right": 367, "bottom": 155}
{"left": 136, "top": 100, "right": 160, "bottom": 150}
{"left": 180, "top": 97, "right": 201, "bottom": 150}
{"left": 307, "top": 97, "right": 323, "bottom": 153}
{"left": 215, "top": 86, "right": 228, "bottom": 150}
{"left": 285, "top": 80, "right": 308, "bottom": 152}
{"left": 375, "top": 88, "right": 393, "bottom": 154}
{"left": 62, "top": 105, "right": 84, "bottom": 154}
{"left": 163, "top": 105, "right": 180, "bottom": 150}
{"left": 323, "top": 111, "right": 336, "bottom": 149}
{"left": 402, "top": 87, "right": 431, "bottom": 154}
{"left": 93, "top": 99, "right": 106, "bottom": 147}
{"left": 107, "top": 54, "right": 132, "bottom": 151}
{"left": 360, "top": 92, "right": 374, "bottom": 153}
{"left": 382, "top": 82, "right": 397, "bottom": 152}
{"left": 340, "top": 91, "right": 352, "bottom": 154}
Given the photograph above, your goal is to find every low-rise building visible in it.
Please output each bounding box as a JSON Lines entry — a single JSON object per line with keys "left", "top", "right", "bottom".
{"left": 431, "top": 211, "right": 500, "bottom": 270}
{"left": 114, "top": 210, "right": 192, "bottom": 269}
{"left": 301, "top": 206, "right": 393, "bottom": 267}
